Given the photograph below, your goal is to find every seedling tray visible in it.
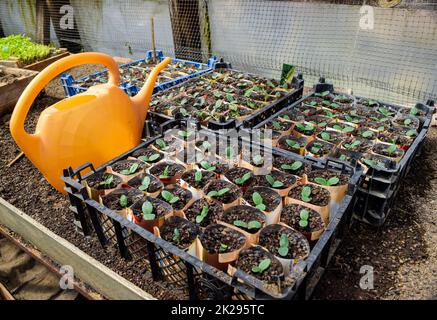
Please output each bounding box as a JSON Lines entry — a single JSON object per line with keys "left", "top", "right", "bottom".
{"left": 61, "top": 50, "right": 217, "bottom": 97}
{"left": 240, "top": 79, "right": 434, "bottom": 226}
{"left": 62, "top": 119, "right": 362, "bottom": 300}
{"left": 147, "top": 66, "right": 304, "bottom": 130}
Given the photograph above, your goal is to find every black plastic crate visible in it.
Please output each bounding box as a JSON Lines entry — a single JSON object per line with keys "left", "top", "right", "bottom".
{"left": 62, "top": 120, "right": 362, "bottom": 300}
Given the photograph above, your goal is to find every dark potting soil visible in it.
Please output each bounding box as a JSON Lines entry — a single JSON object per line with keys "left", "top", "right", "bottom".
{"left": 393, "top": 116, "right": 419, "bottom": 129}
{"left": 203, "top": 180, "right": 242, "bottom": 204}
{"left": 316, "top": 130, "right": 346, "bottom": 145}
{"left": 127, "top": 173, "right": 164, "bottom": 194}
{"left": 131, "top": 147, "right": 164, "bottom": 164}
{"left": 152, "top": 136, "right": 183, "bottom": 153}
{"left": 131, "top": 196, "right": 173, "bottom": 220}
{"left": 280, "top": 204, "right": 324, "bottom": 234}
{"left": 278, "top": 109, "right": 305, "bottom": 122}
{"left": 149, "top": 161, "right": 186, "bottom": 179}
{"left": 243, "top": 187, "right": 281, "bottom": 212}
{"left": 184, "top": 198, "right": 224, "bottom": 228}
{"left": 307, "top": 170, "right": 349, "bottom": 186}
{"left": 235, "top": 247, "right": 283, "bottom": 284}
{"left": 306, "top": 139, "right": 332, "bottom": 157}
{"left": 355, "top": 127, "right": 377, "bottom": 141}
{"left": 341, "top": 137, "right": 372, "bottom": 153}
{"left": 224, "top": 167, "right": 255, "bottom": 189}
{"left": 254, "top": 170, "right": 297, "bottom": 190}
{"left": 273, "top": 156, "right": 310, "bottom": 177}
{"left": 277, "top": 135, "right": 306, "bottom": 153}
{"left": 220, "top": 205, "right": 265, "bottom": 234}
{"left": 181, "top": 169, "right": 217, "bottom": 190}
{"left": 265, "top": 120, "right": 292, "bottom": 132}
{"left": 372, "top": 143, "right": 404, "bottom": 159}
{"left": 200, "top": 224, "right": 246, "bottom": 254}
{"left": 258, "top": 224, "right": 309, "bottom": 260}
{"left": 85, "top": 172, "right": 122, "bottom": 190}
{"left": 158, "top": 185, "right": 193, "bottom": 210}
{"left": 159, "top": 216, "right": 199, "bottom": 250}
{"left": 110, "top": 159, "right": 146, "bottom": 176}
{"left": 102, "top": 188, "right": 145, "bottom": 211}
{"left": 287, "top": 184, "right": 330, "bottom": 207}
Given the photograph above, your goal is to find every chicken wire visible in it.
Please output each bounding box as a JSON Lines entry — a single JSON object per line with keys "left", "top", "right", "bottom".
{"left": 0, "top": 0, "right": 436, "bottom": 105}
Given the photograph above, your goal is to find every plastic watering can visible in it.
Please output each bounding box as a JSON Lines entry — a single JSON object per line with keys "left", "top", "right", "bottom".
{"left": 10, "top": 52, "right": 171, "bottom": 194}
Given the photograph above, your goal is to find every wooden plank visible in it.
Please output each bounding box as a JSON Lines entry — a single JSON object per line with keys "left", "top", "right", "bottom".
{"left": 0, "top": 197, "right": 155, "bottom": 300}
{"left": 36, "top": 0, "right": 50, "bottom": 45}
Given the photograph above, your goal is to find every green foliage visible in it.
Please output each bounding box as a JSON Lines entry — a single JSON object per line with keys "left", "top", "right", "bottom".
{"left": 361, "top": 130, "right": 374, "bottom": 138}
{"left": 301, "top": 186, "right": 312, "bottom": 202}
{"left": 265, "top": 175, "right": 284, "bottom": 188}
{"left": 320, "top": 132, "right": 331, "bottom": 141}
{"left": 155, "top": 139, "right": 168, "bottom": 151}
{"left": 314, "top": 176, "right": 339, "bottom": 186}
{"left": 120, "top": 163, "right": 139, "bottom": 175}
{"left": 119, "top": 195, "right": 128, "bottom": 208}
{"left": 172, "top": 228, "right": 181, "bottom": 244}
{"left": 233, "top": 220, "right": 262, "bottom": 230}
{"left": 281, "top": 161, "right": 303, "bottom": 171}
{"left": 138, "top": 176, "right": 151, "bottom": 191}
{"left": 278, "top": 234, "right": 289, "bottom": 257}
{"left": 194, "top": 171, "right": 203, "bottom": 182}
{"left": 363, "top": 159, "right": 385, "bottom": 169}
{"left": 0, "top": 35, "right": 52, "bottom": 65}
{"left": 252, "top": 192, "right": 266, "bottom": 211}
{"left": 138, "top": 153, "right": 160, "bottom": 163}
{"left": 344, "top": 140, "right": 361, "bottom": 150}
{"left": 299, "top": 209, "right": 310, "bottom": 228}
{"left": 207, "top": 188, "right": 230, "bottom": 198}
{"left": 310, "top": 142, "right": 323, "bottom": 154}
{"left": 384, "top": 144, "right": 398, "bottom": 155}
{"left": 286, "top": 139, "right": 301, "bottom": 149}
{"left": 99, "top": 174, "right": 114, "bottom": 187}
{"left": 141, "top": 201, "right": 155, "bottom": 220}
{"left": 195, "top": 206, "right": 209, "bottom": 224}
{"left": 315, "top": 91, "right": 330, "bottom": 97}
{"left": 161, "top": 190, "right": 180, "bottom": 204}
{"left": 200, "top": 161, "right": 216, "bottom": 171}
{"left": 234, "top": 172, "right": 252, "bottom": 185}
{"left": 219, "top": 243, "right": 228, "bottom": 253}
{"left": 252, "top": 155, "right": 264, "bottom": 166}
{"left": 251, "top": 258, "right": 272, "bottom": 273}
{"left": 159, "top": 166, "right": 170, "bottom": 179}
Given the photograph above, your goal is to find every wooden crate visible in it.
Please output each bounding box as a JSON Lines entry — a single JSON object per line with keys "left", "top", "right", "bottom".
{"left": 0, "top": 67, "right": 38, "bottom": 116}
{"left": 0, "top": 48, "right": 69, "bottom": 72}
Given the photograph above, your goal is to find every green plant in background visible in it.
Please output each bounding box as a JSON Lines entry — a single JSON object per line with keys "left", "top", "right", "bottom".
{"left": 286, "top": 139, "right": 301, "bottom": 149}
{"left": 200, "top": 161, "right": 216, "bottom": 171}
{"left": 251, "top": 258, "right": 271, "bottom": 273}
{"left": 252, "top": 192, "right": 266, "bottom": 211}
{"left": 177, "top": 130, "right": 193, "bottom": 139}
{"left": 295, "top": 123, "right": 315, "bottom": 135}
{"left": 343, "top": 140, "right": 361, "bottom": 150}
{"left": 333, "top": 124, "right": 354, "bottom": 133}
{"left": 138, "top": 153, "right": 160, "bottom": 163}
{"left": 384, "top": 144, "right": 398, "bottom": 156}
{"left": 314, "top": 176, "right": 339, "bottom": 186}
{"left": 339, "top": 154, "right": 347, "bottom": 161}
{"left": 159, "top": 166, "right": 170, "bottom": 179}
{"left": 403, "top": 118, "right": 412, "bottom": 126}
{"left": 207, "top": 188, "right": 230, "bottom": 198}
{"left": 361, "top": 130, "right": 374, "bottom": 139}
{"left": 320, "top": 132, "right": 332, "bottom": 141}
{"left": 233, "top": 220, "right": 262, "bottom": 230}
{"left": 0, "top": 35, "right": 52, "bottom": 65}
{"left": 378, "top": 107, "right": 395, "bottom": 117}
{"left": 278, "top": 234, "right": 289, "bottom": 257}
{"left": 141, "top": 201, "right": 155, "bottom": 220}
{"left": 99, "top": 174, "right": 114, "bottom": 187}
{"left": 299, "top": 209, "right": 310, "bottom": 228}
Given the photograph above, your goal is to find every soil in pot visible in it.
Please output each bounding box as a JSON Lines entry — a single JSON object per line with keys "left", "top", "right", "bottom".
{"left": 127, "top": 173, "right": 164, "bottom": 194}
{"left": 372, "top": 143, "right": 404, "bottom": 159}
{"left": 235, "top": 246, "right": 283, "bottom": 284}
{"left": 131, "top": 196, "right": 173, "bottom": 222}
{"left": 84, "top": 172, "right": 122, "bottom": 190}
{"left": 355, "top": 127, "right": 377, "bottom": 141}
{"left": 393, "top": 116, "right": 420, "bottom": 129}
{"left": 258, "top": 224, "right": 309, "bottom": 260}
{"left": 273, "top": 156, "right": 310, "bottom": 177}
{"left": 224, "top": 167, "right": 255, "bottom": 190}
{"left": 277, "top": 135, "right": 307, "bottom": 153}
{"left": 131, "top": 147, "right": 164, "bottom": 164}
{"left": 365, "top": 120, "right": 390, "bottom": 132}
{"left": 341, "top": 137, "right": 372, "bottom": 153}
{"left": 220, "top": 205, "right": 265, "bottom": 234}
{"left": 316, "top": 130, "right": 345, "bottom": 145}
{"left": 159, "top": 216, "right": 200, "bottom": 250}
{"left": 253, "top": 170, "right": 297, "bottom": 191}
{"left": 181, "top": 169, "right": 217, "bottom": 190}
{"left": 158, "top": 185, "right": 193, "bottom": 211}
{"left": 287, "top": 184, "right": 330, "bottom": 207}
{"left": 110, "top": 159, "right": 146, "bottom": 176}
{"left": 278, "top": 109, "right": 305, "bottom": 122}
{"left": 295, "top": 104, "right": 318, "bottom": 117}
{"left": 280, "top": 204, "right": 324, "bottom": 236}
{"left": 307, "top": 115, "right": 332, "bottom": 129}
{"left": 329, "top": 149, "right": 355, "bottom": 163}
{"left": 102, "top": 188, "right": 145, "bottom": 211}
{"left": 306, "top": 170, "right": 349, "bottom": 186}
{"left": 306, "top": 139, "right": 333, "bottom": 157}
{"left": 360, "top": 153, "right": 394, "bottom": 170}
{"left": 152, "top": 136, "right": 183, "bottom": 153}
{"left": 203, "top": 180, "right": 242, "bottom": 205}
{"left": 184, "top": 198, "right": 224, "bottom": 228}
{"left": 243, "top": 187, "right": 281, "bottom": 213}
{"left": 200, "top": 224, "right": 246, "bottom": 254}
{"left": 197, "top": 157, "right": 230, "bottom": 176}
{"left": 358, "top": 98, "right": 380, "bottom": 108}
{"left": 400, "top": 105, "right": 427, "bottom": 117}
{"left": 293, "top": 122, "right": 318, "bottom": 136}
{"left": 149, "top": 161, "right": 186, "bottom": 181}
{"left": 333, "top": 93, "right": 354, "bottom": 105}
{"left": 241, "top": 149, "right": 273, "bottom": 170}
{"left": 265, "top": 119, "right": 293, "bottom": 132}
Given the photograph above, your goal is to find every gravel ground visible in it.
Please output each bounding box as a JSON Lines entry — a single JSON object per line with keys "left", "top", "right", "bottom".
{"left": 1, "top": 64, "right": 436, "bottom": 299}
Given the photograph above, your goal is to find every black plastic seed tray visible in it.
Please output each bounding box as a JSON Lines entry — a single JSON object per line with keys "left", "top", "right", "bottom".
{"left": 240, "top": 78, "right": 435, "bottom": 226}
{"left": 62, "top": 118, "right": 362, "bottom": 300}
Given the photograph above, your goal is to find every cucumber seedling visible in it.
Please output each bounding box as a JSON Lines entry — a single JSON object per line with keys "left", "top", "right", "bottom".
{"left": 278, "top": 233, "right": 289, "bottom": 257}
{"left": 233, "top": 219, "right": 262, "bottom": 230}
{"left": 281, "top": 160, "right": 303, "bottom": 171}
{"left": 252, "top": 192, "right": 266, "bottom": 211}
{"left": 299, "top": 209, "right": 310, "bottom": 228}
{"left": 207, "top": 188, "right": 230, "bottom": 198}
{"left": 265, "top": 175, "right": 284, "bottom": 188}
{"left": 120, "top": 163, "right": 139, "bottom": 175}
{"left": 161, "top": 190, "right": 180, "bottom": 204}
{"left": 141, "top": 201, "right": 155, "bottom": 220}
{"left": 138, "top": 176, "right": 151, "bottom": 191}
{"left": 251, "top": 258, "right": 271, "bottom": 274}
{"left": 234, "top": 172, "right": 252, "bottom": 185}
{"left": 195, "top": 206, "right": 209, "bottom": 224}
{"left": 314, "top": 176, "right": 339, "bottom": 186}
{"left": 300, "top": 186, "right": 312, "bottom": 202}
{"left": 119, "top": 195, "right": 129, "bottom": 208}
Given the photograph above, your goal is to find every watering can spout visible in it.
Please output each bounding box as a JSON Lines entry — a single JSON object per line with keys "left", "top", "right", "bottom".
{"left": 131, "top": 57, "right": 171, "bottom": 121}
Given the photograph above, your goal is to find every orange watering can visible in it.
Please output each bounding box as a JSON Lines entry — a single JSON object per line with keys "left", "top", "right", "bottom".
{"left": 10, "top": 52, "right": 171, "bottom": 194}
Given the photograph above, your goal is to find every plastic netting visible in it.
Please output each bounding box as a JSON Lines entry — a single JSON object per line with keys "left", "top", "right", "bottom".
{"left": 1, "top": 0, "right": 436, "bottom": 104}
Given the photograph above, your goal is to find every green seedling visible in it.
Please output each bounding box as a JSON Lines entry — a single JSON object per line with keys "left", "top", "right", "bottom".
{"left": 281, "top": 114, "right": 291, "bottom": 120}
{"left": 155, "top": 139, "right": 169, "bottom": 151}
{"left": 271, "top": 121, "right": 283, "bottom": 131}
{"left": 219, "top": 243, "right": 229, "bottom": 253}
{"left": 252, "top": 155, "right": 264, "bottom": 166}
{"left": 310, "top": 142, "right": 323, "bottom": 154}
{"left": 224, "top": 147, "right": 235, "bottom": 160}
{"left": 301, "top": 186, "right": 312, "bottom": 203}
{"left": 278, "top": 233, "right": 289, "bottom": 257}
{"left": 159, "top": 166, "right": 170, "bottom": 179}
{"left": 314, "top": 176, "right": 339, "bottom": 186}
{"left": 119, "top": 195, "right": 128, "bottom": 208}
{"left": 323, "top": 110, "right": 336, "bottom": 118}
{"left": 251, "top": 258, "right": 272, "bottom": 274}
{"left": 333, "top": 124, "right": 354, "bottom": 133}
{"left": 226, "top": 94, "right": 235, "bottom": 103}
{"left": 403, "top": 118, "right": 412, "bottom": 126}
{"left": 195, "top": 206, "right": 209, "bottom": 224}
{"left": 361, "top": 130, "right": 374, "bottom": 139}
{"left": 320, "top": 132, "right": 332, "bottom": 141}
{"left": 233, "top": 220, "right": 262, "bottom": 230}
{"left": 213, "top": 91, "right": 222, "bottom": 98}
{"left": 207, "top": 188, "right": 230, "bottom": 198}
{"left": 409, "top": 107, "right": 419, "bottom": 116}
{"left": 138, "top": 176, "right": 151, "bottom": 191}
{"left": 344, "top": 115, "right": 359, "bottom": 123}
{"left": 266, "top": 175, "right": 284, "bottom": 189}
{"left": 405, "top": 129, "right": 417, "bottom": 137}
{"left": 366, "top": 99, "right": 378, "bottom": 106}
{"left": 120, "top": 163, "right": 139, "bottom": 175}
{"left": 363, "top": 159, "right": 385, "bottom": 169}
{"left": 339, "top": 154, "right": 347, "bottom": 161}
{"left": 286, "top": 139, "right": 301, "bottom": 149}
{"left": 177, "top": 130, "right": 193, "bottom": 139}
{"left": 201, "top": 141, "right": 211, "bottom": 150}
{"left": 161, "top": 190, "right": 180, "bottom": 204}
{"left": 384, "top": 144, "right": 398, "bottom": 155}
{"left": 141, "top": 201, "right": 155, "bottom": 220}
{"left": 172, "top": 228, "right": 181, "bottom": 244}
{"left": 234, "top": 172, "right": 252, "bottom": 185}
{"left": 252, "top": 192, "right": 266, "bottom": 211}
{"left": 194, "top": 171, "right": 203, "bottom": 182}
{"left": 99, "top": 174, "right": 114, "bottom": 187}
{"left": 281, "top": 161, "right": 303, "bottom": 171}
{"left": 299, "top": 209, "right": 310, "bottom": 228}
{"left": 200, "top": 161, "right": 216, "bottom": 171}
{"left": 315, "top": 91, "right": 330, "bottom": 97}
{"left": 295, "top": 123, "right": 315, "bottom": 134}
{"left": 378, "top": 107, "right": 394, "bottom": 117}
{"left": 343, "top": 140, "right": 361, "bottom": 150}
{"left": 138, "top": 153, "right": 160, "bottom": 163}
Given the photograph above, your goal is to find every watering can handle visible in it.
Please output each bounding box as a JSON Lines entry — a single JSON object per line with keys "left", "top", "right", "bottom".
{"left": 10, "top": 52, "right": 120, "bottom": 147}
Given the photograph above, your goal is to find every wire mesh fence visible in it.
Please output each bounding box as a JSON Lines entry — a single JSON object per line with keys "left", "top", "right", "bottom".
{"left": 0, "top": 0, "right": 436, "bottom": 105}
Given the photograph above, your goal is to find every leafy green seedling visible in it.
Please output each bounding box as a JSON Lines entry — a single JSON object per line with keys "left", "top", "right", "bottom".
{"left": 301, "top": 186, "right": 312, "bottom": 203}
{"left": 202, "top": 141, "right": 211, "bottom": 150}
{"left": 271, "top": 121, "right": 283, "bottom": 131}
{"left": 252, "top": 155, "right": 264, "bottom": 166}
{"left": 378, "top": 107, "right": 394, "bottom": 117}
{"left": 403, "top": 118, "right": 412, "bottom": 126}
{"left": 172, "top": 228, "right": 181, "bottom": 244}
{"left": 384, "top": 144, "right": 398, "bottom": 155}
{"left": 138, "top": 176, "right": 151, "bottom": 191}
{"left": 234, "top": 172, "right": 252, "bottom": 185}
{"left": 195, "top": 206, "right": 209, "bottom": 224}
{"left": 194, "top": 171, "right": 203, "bottom": 182}
{"left": 344, "top": 140, "right": 361, "bottom": 150}
{"left": 233, "top": 220, "right": 262, "bottom": 230}
{"left": 324, "top": 110, "right": 336, "bottom": 118}
{"left": 278, "top": 233, "right": 289, "bottom": 257}
{"left": 310, "top": 142, "right": 323, "bottom": 154}
{"left": 405, "top": 129, "right": 417, "bottom": 137}
{"left": 266, "top": 175, "right": 284, "bottom": 188}
{"left": 315, "top": 91, "right": 330, "bottom": 97}
{"left": 141, "top": 201, "right": 155, "bottom": 220}
{"left": 155, "top": 139, "right": 168, "bottom": 151}
{"left": 366, "top": 99, "right": 378, "bottom": 106}
{"left": 177, "top": 130, "right": 193, "bottom": 139}
{"left": 251, "top": 258, "right": 271, "bottom": 273}
{"left": 161, "top": 190, "right": 180, "bottom": 204}
{"left": 361, "top": 130, "right": 374, "bottom": 138}
{"left": 200, "top": 161, "right": 216, "bottom": 171}
{"left": 138, "top": 153, "right": 160, "bottom": 163}
{"left": 207, "top": 188, "right": 230, "bottom": 198}
{"left": 345, "top": 115, "right": 359, "bottom": 123}
{"left": 219, "top": 243, "right": 228, "bottom": 253}
{"left": 225, "top": 147, "right": 235, "bottom": 160}
{"left": 99, "top": 174, "right": 114, "bottom": 187}
{"left": 333, "top": 124, "right": 354, "bottom": 133}
{"left": 120, "top": 163, "right": 139, "bottom": 175}
{"left": 314, "top": 176, "right": 339, "bottom": 186}
{"left": 159, "top": 166, "right": 170, "bottom": 179}
{"left": 281, "top": 161, "right": 303, "bottom": 171}
{"left": 339, "top": 154, "right": 347, "bottom": 161}
{"left": 320, "top": 132, "right": 331, "bottom": 141}
{"left": 296, "top": 123, "right": 315, "bottom": 134}
{"left": 119, "top": 195, "right": 128, "bottom": 208}
{"left": 286, "top": 139, "right": 301, "bottom": 149}
{"left": 409, "top": 107, "right": 419, "bottom": 116}
{"left": 363, "top": 159, "right": 385, "bottom": 169}
{"left": 299, "top": 209, "right": 310, "bottom": 228}
{"left": 252, "top": 192, "right": 266, "bottom": 211}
